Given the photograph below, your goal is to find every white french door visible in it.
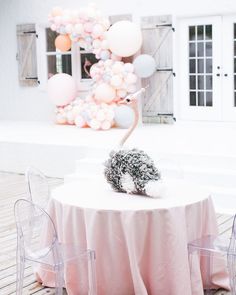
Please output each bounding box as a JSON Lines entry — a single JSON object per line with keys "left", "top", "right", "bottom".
{"left": 178, "top": 15, "right": 236, "bottom": 121}
{"left": 222, "top": 16, "right": 236, "bottom": 121}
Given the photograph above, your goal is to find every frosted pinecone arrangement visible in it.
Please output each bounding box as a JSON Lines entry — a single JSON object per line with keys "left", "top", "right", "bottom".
{"left": 104, "top": 148, "right": 161, "bottom": 196}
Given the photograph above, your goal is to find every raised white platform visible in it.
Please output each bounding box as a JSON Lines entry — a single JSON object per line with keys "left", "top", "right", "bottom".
{"left": 0, "top": 120, "right": 236, "bottom": 214}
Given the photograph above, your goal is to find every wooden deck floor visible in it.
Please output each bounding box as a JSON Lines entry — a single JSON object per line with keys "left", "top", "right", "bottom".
{"left": 0, "top": 172, "right": 233, "bottom": 295}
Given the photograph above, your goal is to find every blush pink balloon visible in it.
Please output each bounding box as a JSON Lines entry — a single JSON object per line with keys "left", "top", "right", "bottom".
{"left": 48, "top": 73, "right": 77, "bottom": 106}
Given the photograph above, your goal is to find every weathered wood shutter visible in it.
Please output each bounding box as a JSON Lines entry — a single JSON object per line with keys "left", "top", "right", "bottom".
{"left": 141, "top": 15, "right": 174, "bottom": 123}
{"left": 16, "top": 24, "right": 38, "bottom": 86}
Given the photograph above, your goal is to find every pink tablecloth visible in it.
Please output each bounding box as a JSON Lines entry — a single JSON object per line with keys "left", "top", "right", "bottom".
{"left": 37, "top": 178, "right": 229, "bottom": 295}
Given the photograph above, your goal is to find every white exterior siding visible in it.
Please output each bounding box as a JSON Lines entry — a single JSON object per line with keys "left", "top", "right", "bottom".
{"left": 1, "top": 0, "right": 236, "bottom": 121}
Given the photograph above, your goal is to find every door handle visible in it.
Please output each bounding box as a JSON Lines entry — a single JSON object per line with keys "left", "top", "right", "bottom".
{"left": 216, "top": 73, "right": 220, "bottom": 76}
{"left": 224, "top": 73, "right": 228, "bottom": 77}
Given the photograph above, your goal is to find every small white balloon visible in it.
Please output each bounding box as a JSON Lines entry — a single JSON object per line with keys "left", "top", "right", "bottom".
{"left": 133, "top": 54, "right": 156, "bottom": 78}
{"left": 101, "top": 120, "right": 112, "bottom": 130}
{"left": 125, "top": 73, "right": 137, "bottom": 84}
{"left": 74, "top": 23, "right": 84, "bottom": 35}
{"left": 75, "top": 115, "right": 86, "bottom": 127}
{"left": 123, "top": 63, "right": 134, "bottom": 73}
{"left": 101, "top": 40, "right": 109, "bottom": 50}
{"left": 90, "top": 119, "right": 101, "bottom": 130}
{"left": 96, "top": 109, "right": 106, "bottom": 121}
{"left": 126, "top": 84, "right": 137, "bottom": 93}
{"left": 112, "top": 63, "right": 123, "bottom": 74}
{"left": 114, "top": 105, "right": 135, "bottom": 128}
{"left": 65, "top": 24, "right": 73, "bottom": 34}
{"left": 56, "top": 113, "right": 67, "bottom": 124}
{"left": 110, "top": 75, "right": 122, "bottom": 88}
{"left": 117, "top": 89, "right": 127, "bottom": 98}
{"left": 66, "top": 111, "right": 75, "bottom": 124}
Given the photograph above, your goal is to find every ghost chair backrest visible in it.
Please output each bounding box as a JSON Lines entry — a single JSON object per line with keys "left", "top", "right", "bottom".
{"left": 14, "top": 198, "right": 59, "bottom": 261}
{"left": 25, "top": 166, "right": 50, "bottom": 209}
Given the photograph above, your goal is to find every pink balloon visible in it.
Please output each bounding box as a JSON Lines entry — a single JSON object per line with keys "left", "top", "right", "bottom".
{"left": 48, "top": 73, "right": 77, "bottom": 106}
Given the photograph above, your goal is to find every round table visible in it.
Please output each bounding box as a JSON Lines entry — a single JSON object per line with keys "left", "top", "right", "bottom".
{"left": 38, "top": 177, "right": 229, "bottom": 295}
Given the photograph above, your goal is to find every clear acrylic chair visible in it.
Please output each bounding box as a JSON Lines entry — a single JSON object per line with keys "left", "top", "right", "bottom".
{"left": 188, "top": 215, "right": 236, "bottom": 294}
{"left": 14, "top": 198, "right": 97, "bottom": 295}
{"left": 25, "top": 166, "right": 50, "bottom": 209}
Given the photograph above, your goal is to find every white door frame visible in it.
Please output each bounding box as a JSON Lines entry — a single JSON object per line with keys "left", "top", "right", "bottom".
{"left": 222, "top": 15, "right": 236, "bottom": 121}
{"left": 177, "top": 16, "right": 222, "bottom": 121}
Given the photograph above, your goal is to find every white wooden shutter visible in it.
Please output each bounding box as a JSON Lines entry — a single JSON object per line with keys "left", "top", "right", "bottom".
{"left": 141, "top": 15, "right": 175, "bottom": 124}
{"left": 16, "top": 24, "right": 38, "bottom": 86}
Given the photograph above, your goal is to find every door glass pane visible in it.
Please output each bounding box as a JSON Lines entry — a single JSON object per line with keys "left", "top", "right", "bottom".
{"left": 206, "top": 75, "right": 213, "bottom": 90}
{"left": 197, "top": 26, "right": 204, "bottom": 40}
{"left": 188, "top": 24, "right": 213, "bottom": 107}
{"left": 205, "top": 25, "right": 212, "bottom": 40}
{"left": 198, "top": 92, "right": 205, "bottom": 106}
{"left": 197, "top": 42, "right": 204, "bottom": 57}
{"left": 205, "top": 42, "right": 212, "bottom": 57}
{"left": 190, "top": 92, "right": 197, "bottom": 106}
{"left": 206, "top": 92, "right": 213, "bottom": 106}
{"left": 206, "top": 59, "right": 213, "bottom": 73}
{"left": 189, "top": 60, "right": 196, "bottom": 73}
{"left": 190, "top": 76, "right": 196, "bottom": 89}
{"left": 189, "top": 43, "right": 196, "bottom": 57}
{"left": 189, "top": 26, "right": 196, "bottom": 41}
{"left": 198, "top": 76, "right": 204, "bottom": 89}
{"left": 197, "top": 59, "right": 204, "bottom": 73}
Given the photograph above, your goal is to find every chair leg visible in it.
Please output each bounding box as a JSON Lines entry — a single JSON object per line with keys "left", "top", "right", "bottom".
{"left": 55, "top": 264, "right": 64, "bottom": 295}
{"left": 16, "top": 256, "right": 25, "bottom": 295}
{"left": 203, "top": 252, "right": 214, "bottom": 295}
{"left": 88, "top": 251, "right": 97, "bottom": 295}
{"left": 228, "top": 253, "right": 236, "bottom": 294}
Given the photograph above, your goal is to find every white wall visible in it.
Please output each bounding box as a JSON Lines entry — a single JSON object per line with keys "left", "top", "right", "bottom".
{"left": 1, "top": 0, "right": 236, "bottom": 121}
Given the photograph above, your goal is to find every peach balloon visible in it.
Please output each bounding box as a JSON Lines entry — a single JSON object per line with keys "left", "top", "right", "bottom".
{"left": 94, "top": 83, "right": 116, "bottom": 103}
{"left": 52, "top": 7, "right": 63, "bottom": 17}
{"left": 55, "top": 35, "right": 71, "bottom": 52}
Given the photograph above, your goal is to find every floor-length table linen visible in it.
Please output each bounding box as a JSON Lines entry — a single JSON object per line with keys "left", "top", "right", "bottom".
{"left": 36, "top": 177, "right": 229, "bottom": 295}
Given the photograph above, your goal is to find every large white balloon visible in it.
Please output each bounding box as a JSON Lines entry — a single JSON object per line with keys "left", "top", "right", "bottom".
{"left": 48, "top": 73, "right": 77, "bottom": 106}
{"left": 107, "top": 21, "right": 142, "bottom": 57}
{"left": 133, "top": 54, "right": 156, "bottom": 78}
{"left": 114, "top": 105, "right": 134, "bottom": 128}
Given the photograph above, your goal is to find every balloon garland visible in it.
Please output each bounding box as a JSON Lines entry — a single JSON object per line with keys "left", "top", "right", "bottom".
{"left": 47, "top": 4, "right": 156, "bottom": 130}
